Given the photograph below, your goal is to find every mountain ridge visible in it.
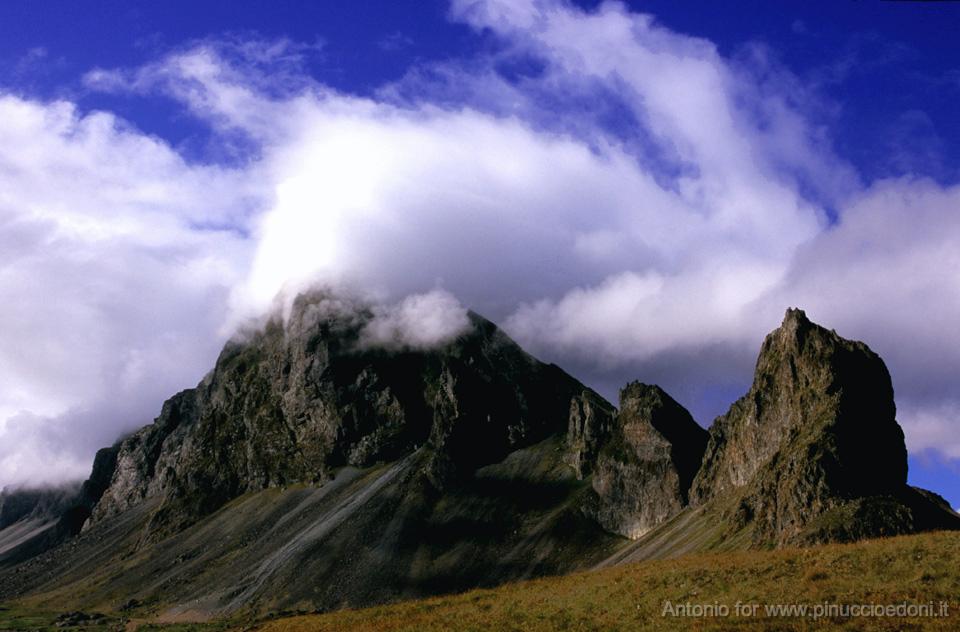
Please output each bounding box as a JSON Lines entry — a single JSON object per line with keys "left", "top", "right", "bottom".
{"left": 0, "top": 295, "right": 956, "bottom": 618}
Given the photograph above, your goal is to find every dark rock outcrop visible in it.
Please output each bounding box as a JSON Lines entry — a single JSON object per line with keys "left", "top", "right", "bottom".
{"left": 59, "top": 444, "right": 120, "bottom": 534}
{"left": 85, "top": 290, "right": 589, "bottom": 538}
{"left": 690, "top": 308, "right": 940, "bottom": 545}
{"left": 588, "top": 383, "right": 707, "bottom": 539}
{"left": 0, "top": 448, "right": 120, "bottom": 567}
{"left": 603, "top": 309, "right": 959, "bottom": 566}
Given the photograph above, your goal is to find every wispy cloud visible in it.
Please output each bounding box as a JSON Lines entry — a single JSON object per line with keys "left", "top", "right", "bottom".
{"left": 361, "top": 290, "right": 470, "bottom": 350}
{"left": 378, "top": 32, "right": 414, "bottom": 52}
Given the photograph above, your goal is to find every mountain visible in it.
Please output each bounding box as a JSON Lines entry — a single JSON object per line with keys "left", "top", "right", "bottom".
{"left": 0, "top": 485, "right": 78, "bottom": 566}
{"left": 86, "top": 289, "right": 594, "bottom": 538}
{"left": 0, "top": 297, "right": 956, "bottom": 621}
{"left": 0, "top": 291, "right": 624, "bottom": 614}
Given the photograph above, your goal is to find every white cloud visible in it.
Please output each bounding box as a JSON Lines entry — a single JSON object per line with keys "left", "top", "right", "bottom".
{"left": 0, "top": 95, "right": 259, "bottom": 485}
{"left": 3, "top": 0, "right": 960, "bottom": 486}
{"left": 759, "top": 178, "right": 960, "bottom": 455}
{"left": 361, "top": 290, "right": 470, "bottom": 350}
{"left": 898, "top": 402, "right": 960, "bottom": 461}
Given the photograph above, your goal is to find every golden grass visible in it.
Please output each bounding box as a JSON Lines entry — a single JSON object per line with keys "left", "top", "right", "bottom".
{"left": 258, "top": 530, "right": 960, "bottom": 631}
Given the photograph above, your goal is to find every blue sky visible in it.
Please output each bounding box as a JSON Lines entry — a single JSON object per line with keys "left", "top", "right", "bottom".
{"left": 0, "top": 1, "right": 958, "bottom": 507}
{"left": 3, "top": 1, "right": 958, "bottom": 179}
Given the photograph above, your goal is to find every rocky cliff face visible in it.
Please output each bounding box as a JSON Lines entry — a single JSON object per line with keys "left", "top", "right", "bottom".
{"left": 690, "top": 308, "right": 921, "bottom": 544}
{"left": 87, "top": 291, "right": 587, "bottom": 537}
{"left": 564, "top": 389, "right": 617, "bottom": 479}
{"left": 587, "top": 383, "right": 708, "bottom": 539}
{"left": 0, "top": 446, "right": 119, "bottom": 567}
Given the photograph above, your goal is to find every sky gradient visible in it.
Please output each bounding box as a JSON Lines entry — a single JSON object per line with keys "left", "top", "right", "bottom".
{"left": 1, "top": 0, "right": 958, "bottom": 508}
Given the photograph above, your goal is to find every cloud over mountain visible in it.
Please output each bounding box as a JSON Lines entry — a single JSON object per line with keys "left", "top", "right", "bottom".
{"left": 1, "top": 0, "right": 958, "bottom": 487}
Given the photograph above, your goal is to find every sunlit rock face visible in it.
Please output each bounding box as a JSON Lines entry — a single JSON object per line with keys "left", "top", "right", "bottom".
{"left": 565, "top": 389, "right": 617, "bottom": 480}
{"left": 587, "top": 383, "right": 707, "bottom": 539}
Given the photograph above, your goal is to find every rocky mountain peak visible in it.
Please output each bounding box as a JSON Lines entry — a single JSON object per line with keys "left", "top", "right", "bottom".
{"left": 692, "top": 308, "right": 906, "bottom": 503}
{"left": 586, "top": 382, "right": 707, "bottom": 539}
{"left": 84, "top": 290, "right": 588, "bottom": 537}
{"left": 780, "top": 305, "right": 809, "bottom": 328}
{"left": 616, "top": 382, "right": 708, "bottom": 498}
{"left": 690, "top": 307, "right": 915, "bottom": 543}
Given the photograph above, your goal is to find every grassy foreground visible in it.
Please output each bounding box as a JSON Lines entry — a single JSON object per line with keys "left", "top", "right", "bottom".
{"left": 261, "top": 530, "right": 960, "bottom": 632}
{"left": 2, "top": 530, "right": 958, "bottom": 631}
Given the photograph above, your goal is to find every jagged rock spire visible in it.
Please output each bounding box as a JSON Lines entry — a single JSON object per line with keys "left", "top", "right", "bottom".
{"left": 690, "top": 307, "right": 909, "bottom": 543}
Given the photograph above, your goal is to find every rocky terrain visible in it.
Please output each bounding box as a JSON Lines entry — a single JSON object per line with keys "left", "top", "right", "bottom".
{"left": 85, "top": 289, "right": 590, "bottom": 538}
{"left": 0, "top": 295, "right": 956, "bottom": 621}
{"left": 689, "top": 308, "right": 955, "bottom": 546}
{"left": 586, "top": 382, "right": 707, "bottom": 539}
